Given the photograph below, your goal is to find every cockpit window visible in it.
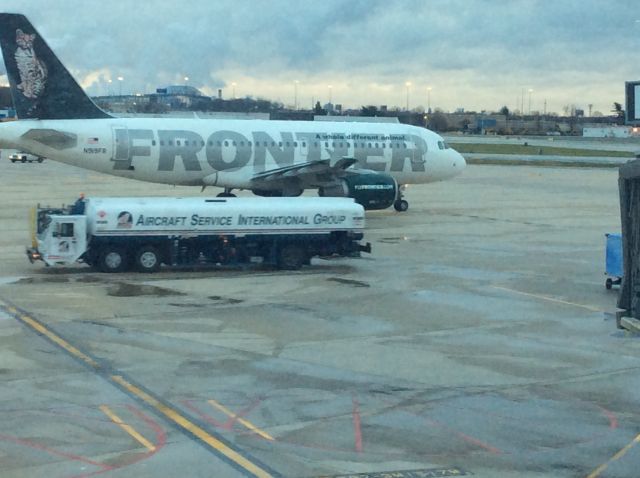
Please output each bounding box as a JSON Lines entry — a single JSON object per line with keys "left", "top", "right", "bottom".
{"left": 437, "top": 141, "right": 444, "bottom": 150}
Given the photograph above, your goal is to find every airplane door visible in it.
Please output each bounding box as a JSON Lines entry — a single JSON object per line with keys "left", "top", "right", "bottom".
{"left": 111, "top": 125, "right": 131, "bottom": 170}
{"left": 298, "top": 139, "right": 309, "bottom": 161}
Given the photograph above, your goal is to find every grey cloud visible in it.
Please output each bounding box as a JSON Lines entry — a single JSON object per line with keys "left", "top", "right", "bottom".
{"left": 0, "top": 0, "right": 636, "bottom": 111}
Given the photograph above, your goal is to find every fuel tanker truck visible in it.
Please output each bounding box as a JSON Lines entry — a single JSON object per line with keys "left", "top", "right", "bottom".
{"left": 26, "top": 197, "right": 370, "bottom": 272}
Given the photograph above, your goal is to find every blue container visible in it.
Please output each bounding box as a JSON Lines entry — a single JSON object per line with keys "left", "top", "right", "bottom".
{"left": 605, "top": 233, "right": 622, "bottom": 289}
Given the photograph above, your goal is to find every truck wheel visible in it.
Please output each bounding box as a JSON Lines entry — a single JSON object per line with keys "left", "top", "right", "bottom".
{"left": 37, "top": 157, "right": 43, "bottom": 163}
{"left": 21, "top": 157, "right": 27, "bottom": 163}
{"left": 99, "top": 247, "right": 128, "bottom": 273}
{"left": 135, "top": 246, "right": 161, "bottom": 273}
{"left": 278, "top": 244, "right": 305, "bottom": 270}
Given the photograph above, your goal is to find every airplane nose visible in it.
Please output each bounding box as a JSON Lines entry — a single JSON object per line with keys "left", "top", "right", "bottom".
{"left": 457, "top": 152, "right": 466, "bottom": 171}
{"left": 452, "top": 150, "right": 466, "bottom": 173}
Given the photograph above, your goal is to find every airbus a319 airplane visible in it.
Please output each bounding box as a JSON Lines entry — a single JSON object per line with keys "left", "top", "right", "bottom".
{"left": 0, "top": 13, "right": 465, "bottom": 211}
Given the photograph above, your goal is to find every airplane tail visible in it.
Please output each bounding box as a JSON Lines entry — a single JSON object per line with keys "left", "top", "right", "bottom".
{"left": 0, "top": 13, "right": 111, "bottom": 119}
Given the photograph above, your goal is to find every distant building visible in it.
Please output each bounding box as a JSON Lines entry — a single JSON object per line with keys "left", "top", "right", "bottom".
{"left": 583, "top": 126, "right": 639, "bottom": 138}
{"left": 0, "top": 108, "right": 16, "bottom": 119}
{"left": 152, "top": 85, "right": 206, "bottom": 109}
{"left": 315, "top": 115, "right": 399, "bottom": 123}
{"left": 93, "top": 94, "right": 150, "bottom": 113}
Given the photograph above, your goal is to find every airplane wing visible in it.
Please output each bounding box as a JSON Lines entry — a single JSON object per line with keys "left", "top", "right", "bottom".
{"left": 251, "top": 157, "right": 357, "bottom": 184}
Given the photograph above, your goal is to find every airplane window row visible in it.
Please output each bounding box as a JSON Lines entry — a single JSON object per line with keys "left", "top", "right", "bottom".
{"left": 148, "top": 139, "right": 410, "bottom": 149}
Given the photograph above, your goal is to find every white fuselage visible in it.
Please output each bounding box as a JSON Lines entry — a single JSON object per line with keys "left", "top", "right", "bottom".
{"left": 0, "top": 118, "right": 465, "bottom": 188}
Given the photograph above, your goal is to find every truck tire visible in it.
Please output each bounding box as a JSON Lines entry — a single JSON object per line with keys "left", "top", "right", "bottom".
{"left": 135, "top": 246, "right": 161, "bottom": 273}
{"left": 21, "top": 156, "right": 26, "bottom": 163}
{"left": 99, "top": 247, "right": 128, "bottom": 273}
{"left": 278, "top": 243, "right": 305, "bottom": 270}
{"left": 37, "top": 157, "right": 43, "bottom": 163}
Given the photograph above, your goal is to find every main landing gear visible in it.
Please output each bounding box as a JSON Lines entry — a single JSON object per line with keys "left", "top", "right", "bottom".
{"left": 217, "top": 188, "right": 237, "bottom": 198}
{"left": 393, "top": 184, "right": 409, "bottom": 212}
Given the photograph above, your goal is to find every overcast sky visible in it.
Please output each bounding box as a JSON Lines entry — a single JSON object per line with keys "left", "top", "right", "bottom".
{"left": 0, "top": 0, "right": 637, "bottom": 115}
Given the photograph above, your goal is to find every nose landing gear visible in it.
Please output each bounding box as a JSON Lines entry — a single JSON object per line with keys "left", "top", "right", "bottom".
{"left": 217, "top": 188, "right": 237, "bottom": 198}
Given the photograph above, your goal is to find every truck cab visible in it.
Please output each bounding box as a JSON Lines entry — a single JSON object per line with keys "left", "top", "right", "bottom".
{"left": 27, "top": 209, "right": 86, "bottom": 266}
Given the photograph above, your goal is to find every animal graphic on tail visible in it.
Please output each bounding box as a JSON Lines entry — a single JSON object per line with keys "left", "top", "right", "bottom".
{"left": 14, "top": 28, "right": 47, "bottom": 100}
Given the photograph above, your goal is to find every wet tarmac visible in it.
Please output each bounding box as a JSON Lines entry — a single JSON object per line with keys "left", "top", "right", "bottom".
{"left": 0, "top": 157, "right": 639, "bottom": 478}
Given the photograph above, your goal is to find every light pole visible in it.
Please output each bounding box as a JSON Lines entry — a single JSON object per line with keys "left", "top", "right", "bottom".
{"left": 107, "top": 79, "right": 112, "bottom": 96}
{"left": 405, "top": 81, "right": 411, "bottom": 111}
{"left": 117, "top": 76, "right": 123, "bottom": 96}
{"left": 328, "top": 85, "right": 332, "bottom": 104}
{"left": 427, "top": 86, "right": 432, "bottom": 113}
{"left": 184, "top": 76, "right": 189, "bottom": 84}
{"left": 528, "top": 88, "right": 533, "bottom": 114}
{"left": 294, "top": 80, "right": 299, "bottom": 110}
{"left": 232, "top": 82, "right": 236, "bottom": 99}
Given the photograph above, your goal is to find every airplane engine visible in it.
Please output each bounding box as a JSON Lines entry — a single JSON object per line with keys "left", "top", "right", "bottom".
{"left": 319, "top": 173, "right": 397, "bottom": 210}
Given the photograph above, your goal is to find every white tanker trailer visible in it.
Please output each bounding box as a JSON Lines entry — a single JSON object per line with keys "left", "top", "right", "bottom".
{"left": 26, "top": 196, "right": 370, "bottom": 272}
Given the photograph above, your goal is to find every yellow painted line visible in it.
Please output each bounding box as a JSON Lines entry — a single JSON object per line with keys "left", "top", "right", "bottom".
{"left": 587, "top": 432, "right": 640, "bottom": 478}
{"left": 0, "top": 301, "right": 273, "bottom": 476}
{"left": 491, "top": 286, "right": 603, "bottom": 313}
{"left": 111, "top": 375, "right": 274, "bottom": 478}
{"left": 15, "top": 313, "right": 100, "bottom": 369}
{"left": 208, "top": 399, "right": 274, "bottom": 441}
{"left": 99, "top": 404, "right": 155, "bottom": 451}
{"left": 0, "top": 300, "right": 274, "bottom": 477}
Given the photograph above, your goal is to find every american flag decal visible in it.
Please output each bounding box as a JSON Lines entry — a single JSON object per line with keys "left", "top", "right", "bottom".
{"left": 87, "top": 137, "right": 99, "bottom": 144}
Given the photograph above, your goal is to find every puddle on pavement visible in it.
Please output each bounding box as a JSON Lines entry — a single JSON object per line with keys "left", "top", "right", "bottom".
{"left": 108, "top": 282, "right": 186, "bottom": 297}
{"left": 378, "top": 236, "right": 407, "bottom": 244}
{"left": 0, "top": 277, "right": 28, "bottom": 285}
{"left": 208, "top": 295, "right": 244, "bottom": 304}
{"left": 15, "top": 274, "right": 106, "bottom": 285}
{"left": 80, "top": 275, "right": 104, "bottom": 283}
{"left": 17, "top": 276, "right": 70, "bottom": 284}
{"left": 168, "top": 296, "right": 244, "bottom": 307}
{"left": 327, "top": 277, "right": 370, "bottom": 288}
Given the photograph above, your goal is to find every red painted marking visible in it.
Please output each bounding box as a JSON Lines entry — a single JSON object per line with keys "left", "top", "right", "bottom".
{"left": 181, "top": 399, "right": 228, "bottom": 429}
{"left": 128, "top": 404, "right": 168, "bottom": 446}
{"left": 425, "top": 418, "right": 503, "bottom": 455}
{"left": 0, "top": 433, "right": 112, "bottom": 471}
{"left": 352, "top": 396, "right": 363, "bottom": 453}
{"left": 182, "top": 398, "right": 263, "bottom": 435}
{"left": 72, "top": 406, "right": 167, "bottom": 478}
{"left": 597, "top": 405, "right": 618, "bottom": 430}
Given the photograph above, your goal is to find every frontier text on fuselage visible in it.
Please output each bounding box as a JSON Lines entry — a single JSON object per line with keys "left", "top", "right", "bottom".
{"left": 110, "top": 129, "right": 428, "bottom": 173}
